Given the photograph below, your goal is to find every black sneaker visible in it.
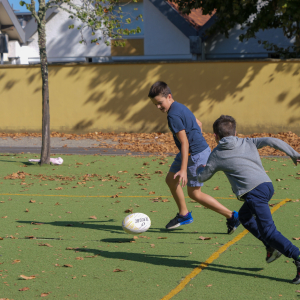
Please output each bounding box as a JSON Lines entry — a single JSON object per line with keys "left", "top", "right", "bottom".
{"left": 226, "top": 210, "right": 240, "bottom": 235}
{"left": 293, "top": 260, "right": 300, "bottom": 284}
{"left": 165, "top": 212, "right": 193, "bottom": 229}
{"left": 266, "top": 247, "right": 282, "bottom": 263}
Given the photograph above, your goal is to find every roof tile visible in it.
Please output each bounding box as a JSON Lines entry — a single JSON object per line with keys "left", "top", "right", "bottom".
{"left": 167, "top": 2, "right": 214, "bottom": 29}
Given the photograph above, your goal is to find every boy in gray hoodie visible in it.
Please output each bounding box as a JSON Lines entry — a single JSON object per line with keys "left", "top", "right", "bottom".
{"left": 197, "top": 115, "right": 300, "bottom": 284}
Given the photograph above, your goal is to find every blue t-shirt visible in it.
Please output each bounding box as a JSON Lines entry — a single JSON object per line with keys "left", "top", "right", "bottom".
{"left": 167, "top": 101, "right": 209, "bottom": 155}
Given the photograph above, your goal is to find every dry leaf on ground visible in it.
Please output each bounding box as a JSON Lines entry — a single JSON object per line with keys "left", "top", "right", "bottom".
{"left": 19, "top": 275, "right": 36, "bottom": 280}
{"left": 199, "top": 236, "right": 212, "bottom": 240}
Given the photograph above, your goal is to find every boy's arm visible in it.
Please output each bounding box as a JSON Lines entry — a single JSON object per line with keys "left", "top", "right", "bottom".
{"left": 196, "top": 118, "right": 203, "bottom": 132}
{"left": 196, "top": 154, "right": 219, "bottom": 183}
{"left": 175, "top": 130, "right": 189, "bottom": 187}
{"left": 250, "top": 137, "right": 300, "bottom": 165}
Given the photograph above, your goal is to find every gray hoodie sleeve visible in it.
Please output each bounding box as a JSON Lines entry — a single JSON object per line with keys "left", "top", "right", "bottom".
{"left": 196, "top": 152, "right": 219, "bottom": 183}
{"left": 249, "top": 137, "right": 300, "bottom": 165}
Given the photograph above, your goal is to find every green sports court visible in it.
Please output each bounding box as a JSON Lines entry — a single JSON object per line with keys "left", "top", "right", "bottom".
{"left": 0, "top": 153, "right": 299, "bottom": 299}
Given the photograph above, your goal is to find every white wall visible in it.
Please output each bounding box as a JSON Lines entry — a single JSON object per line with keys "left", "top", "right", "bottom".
{"left": 144, "top": 0, "right": 191, "bottom": 56}
{"left": 25, "top": 5, "right": 111, "bottom": 62}
{"left": 205, "top": 25, "right": 294, "bottom": 59}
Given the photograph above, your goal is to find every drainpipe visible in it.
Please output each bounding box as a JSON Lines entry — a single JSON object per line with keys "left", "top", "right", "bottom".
{"left": 189, "top": 36, "right": 201, "bottom": 60}
{"left": 201, "top": 39, "right": 206, "bottom": 60}
{"left": 0, "top": 31, "right": 9, "bottom": 65}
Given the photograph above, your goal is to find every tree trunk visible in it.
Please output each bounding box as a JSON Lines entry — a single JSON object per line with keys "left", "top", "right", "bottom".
{"left": 38, "top": 12, "right": 50, "bottom": 165}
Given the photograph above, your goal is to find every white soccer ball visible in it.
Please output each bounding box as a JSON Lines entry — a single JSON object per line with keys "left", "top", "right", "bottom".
{"left": 122, "top": 213, "right": 151, "bottom": 234}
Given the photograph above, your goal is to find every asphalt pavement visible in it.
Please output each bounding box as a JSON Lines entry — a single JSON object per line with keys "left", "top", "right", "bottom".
{"left": 0, "top": 137, "right": 143, "bottom": 156}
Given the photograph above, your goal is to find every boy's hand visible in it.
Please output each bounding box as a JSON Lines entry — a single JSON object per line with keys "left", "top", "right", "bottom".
{"left": 196, "top": 164, "right": 206, "bottom": 174}
{"left": 174, "top": 170, "right": 188, "bottom": 188}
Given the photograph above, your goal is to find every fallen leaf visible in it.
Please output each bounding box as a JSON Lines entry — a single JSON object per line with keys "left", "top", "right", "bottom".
{"left": 213, "top": 186, "right": 219, "bottom": 190}
{"left": 19, "top": 275, "right": 36, "bottom": 280}
{"left": 157, "top": 237, "right": 167, "bottom": 239}
{"left": 55, "top": 187, "right": 63, "bottom": 190}
{"left": 206, "top": 284, "right": 212, "bottom": 287}
{"left": 39, "top": 243, "right": 53, "bottom": 247}
{"left": 89, "top": 215, "right": 97, "bottom": 219}
{"left": 25, "top": 208, "right": 29, "bottom": 212}
{"left": 12, "top": 259, "right": 21, "bottom": 264}
{"left": 19, "top": 287, "right": 30, "bottom": 291}
{"left": 199, "top": 236, "right": 212, "bottom": 240}
{"left": 31, "top": 222, "right": 44, "bottom": 225}
{"left": 75, "top": 257, "right": 84, "bottom": 260}
{"left": 194, "top": 205, "right": 202, "bottom": 208}
{"left": 124, "top": 208, "right": 133, "bottom": 213}
{"left": 150, "top": 244, "right": 155, "bottom": 248}
{"left": 149, "top": 191, "right": 155, "bottom": 195}
{"left": 113, "top": 269, "right": 125, "bottom": 272}
{"left": 63, "top": 264, "right": 73, "bottom": 268}
{"left": 293, "top": 237, "right": 300, "bottom": 240}
{"left": 29, "top": 200, "right": 36, "bottom": 203}
{"left": 41, "top": 292, "right": 51, "bottom": 297}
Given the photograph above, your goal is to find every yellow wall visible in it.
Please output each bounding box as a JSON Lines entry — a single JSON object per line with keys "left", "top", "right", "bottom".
{"left": 0, "top": 60, "right": 300, "bottom": 134}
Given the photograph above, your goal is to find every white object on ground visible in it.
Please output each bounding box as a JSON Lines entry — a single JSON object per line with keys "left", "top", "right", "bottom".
{"left": 122, "top": 213, "right": 151, "bottom": 234}
{"left": 28, "top": 157, "right": 64, "bottom": 165}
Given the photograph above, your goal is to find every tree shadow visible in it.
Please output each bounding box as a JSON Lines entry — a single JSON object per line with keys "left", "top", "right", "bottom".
{"left": 16, "top": 219, "right": 174, "bottom": 234}
{"left": 17, "top": 218, "right": 229, "bottom": 236}
{"left": 69, "top": 246, "right": 290, "bottom": 283}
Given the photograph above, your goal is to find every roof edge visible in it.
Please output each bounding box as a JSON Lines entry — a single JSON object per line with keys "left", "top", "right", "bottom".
{"left": 148, "top": 0, "right": 198, "bottom": 37}
{"left": 0, "top": 0, "right": 26, "bottom": 43}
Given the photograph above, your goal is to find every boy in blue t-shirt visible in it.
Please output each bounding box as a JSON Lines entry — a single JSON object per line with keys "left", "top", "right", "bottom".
{"left": 148, "top": 81, "right": 240, "bottom": 234}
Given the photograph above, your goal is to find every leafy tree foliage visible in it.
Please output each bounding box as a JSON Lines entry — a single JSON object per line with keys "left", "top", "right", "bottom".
{"left": 172, "top": 0, "right": 300, "bottom": 57}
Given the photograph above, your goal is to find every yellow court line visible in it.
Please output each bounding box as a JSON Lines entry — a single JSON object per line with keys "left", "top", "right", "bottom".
{"left": 161, "top": 198, "right": 292, "bottom": 300}
{"left": 0, "top": 193, "right": 285, "bottom": 201}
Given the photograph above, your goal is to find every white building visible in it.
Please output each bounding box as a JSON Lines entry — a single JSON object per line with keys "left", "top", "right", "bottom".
{"left": 0, "top": 0, "right": 25, "bottom": 64}
{"left": 1, "top": 0, "right": 296, "bottom": 64}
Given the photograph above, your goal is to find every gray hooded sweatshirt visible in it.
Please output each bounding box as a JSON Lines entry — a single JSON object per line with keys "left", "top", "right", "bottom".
{"left": 197, "top": 137, "right": 300, "bottom": 199}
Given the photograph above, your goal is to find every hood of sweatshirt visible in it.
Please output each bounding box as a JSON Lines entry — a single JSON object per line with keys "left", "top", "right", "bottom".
{"left": 218, "top": 136, "right": 238, "bottom": 150}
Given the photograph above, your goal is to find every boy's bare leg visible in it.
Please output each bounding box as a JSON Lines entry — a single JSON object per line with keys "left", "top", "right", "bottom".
{"left": 187, "top": 186, "right": 232, "bottom": 219}
{"left": 166, "top": 172, "right": 189, "bottom": 216}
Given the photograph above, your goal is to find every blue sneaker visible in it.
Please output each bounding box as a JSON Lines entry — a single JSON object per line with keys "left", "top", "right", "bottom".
{"left": 226, "top": 210, "right": 240, "bottom": 234}
{"left": 166, "top": 212, "right": 193, "bottom": 229}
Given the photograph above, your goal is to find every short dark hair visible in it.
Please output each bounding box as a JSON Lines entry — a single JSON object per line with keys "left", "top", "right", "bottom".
{"left": 213, "top": 115, "right": 236, "bottom": 139}
{"left": 148, "top": 81, "right": 172, "bottom": 98}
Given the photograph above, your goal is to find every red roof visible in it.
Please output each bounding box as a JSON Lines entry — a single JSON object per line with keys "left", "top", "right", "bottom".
{"left": 167, "top": 2, "right": 215, "bottom": 30}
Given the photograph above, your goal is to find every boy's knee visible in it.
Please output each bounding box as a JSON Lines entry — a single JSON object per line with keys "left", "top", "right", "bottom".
{"left": 165, "top": 173, "right": 175, "bottom": 187}
{"left": 187, "top": 190, "right": 195, "bottom": 199}
{"left": 187, "top": 188, "right": 201, "bottom": 200}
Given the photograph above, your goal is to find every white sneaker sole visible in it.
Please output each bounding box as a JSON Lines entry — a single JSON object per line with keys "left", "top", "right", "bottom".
{"left": 266, "top": 250, "right": 282, "bottom": 263}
